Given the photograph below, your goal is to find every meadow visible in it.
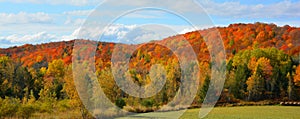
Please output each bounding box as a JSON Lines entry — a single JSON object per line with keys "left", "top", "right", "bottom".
{"left": 117, "top": 106, "right": 300, "bottom": 119}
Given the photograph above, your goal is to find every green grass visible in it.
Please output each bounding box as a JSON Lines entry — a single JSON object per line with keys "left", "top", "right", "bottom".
{"left": 25, "top": 106, "right": 300, "bottom": 118}
{"left": 117, "top": 106, "right": 300, "bottom": 119}
{"left": 181, "top": 106, "right": 300, "bottom": 119}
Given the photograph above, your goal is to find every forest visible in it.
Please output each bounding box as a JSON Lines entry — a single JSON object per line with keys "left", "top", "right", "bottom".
{"left": 0, "top": 22, "right": 300, "bottom": 118}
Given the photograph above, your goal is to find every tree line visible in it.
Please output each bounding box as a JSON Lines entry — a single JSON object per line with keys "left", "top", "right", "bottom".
{"left": 0, "top": 22, "right": 300, "bottom": 118}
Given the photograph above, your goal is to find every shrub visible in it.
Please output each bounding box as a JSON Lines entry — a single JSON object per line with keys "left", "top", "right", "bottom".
{"left": 0, "top": 97, "right": 20, "bottom": 118}
{"left": 141, "top": 99, "right": 154, "bottom": 108}
{"left": 37, "top": 100, "right": 53, "bottom": 113}
{"left": 115, "top": 98, "right": 126, "bottom": 109}
{"left": 16, "top": 104, "right": 36, "bottom": 119}
{"left": 57, "top": 99, "right": 71, "bottom": 112}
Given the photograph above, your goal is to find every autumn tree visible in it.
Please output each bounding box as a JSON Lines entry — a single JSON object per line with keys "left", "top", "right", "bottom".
{"left": 43, "top": 59, "right": 65, "bottom": 99}
{"left": 97, "top": 67, "right": 121, "bottom": 103}
{"left": 0, "top": 56, "right": 15, "bottom": 98}
{"left": 246, "top": 57, "right": 272, "bottom": 101}
{"left": 0, "top": 56, "right": 32, "bottom": 99}
{"left": 294, "top": 65, "right": 300, "bottom": 86}
{"left": 231, "top": 48, "right": 292, "bottom": 100}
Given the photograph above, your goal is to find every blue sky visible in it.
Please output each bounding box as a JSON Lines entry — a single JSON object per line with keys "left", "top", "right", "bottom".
{"left": 0, "top": 0, "right": 299, "bottom": 48}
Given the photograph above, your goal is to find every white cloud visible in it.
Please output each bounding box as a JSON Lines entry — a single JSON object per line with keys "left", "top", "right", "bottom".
{"left": 63, "top": 10, "right": 92, "bottom": 16}
{"left": 0, "top": 32, "right": 57, "bottom": 47}
{"left": 0, "top": 24, "right": 138, "bottom": 47}
{"left": 64, "top": 18, "right": 86, "bottom": 26}
{"left": 0, "top": 23, "right": 196, "bottom": 48}
{"left": 124, "top": 31, "right": 162, "bottom": 44}
{"left": 61, "top": 27, "right": 81, "bottom": 41}
{"left": 180, "top": 28, "right": 197, "bottom": 34}
{"left": 103, "top": 24, "right": 137, "bottom": 39}
{"left": 0, "top": 12, "right": 53, "bottom": 25}
{"left": 0, "top": 21, "right": 225, "bottom": 48}
{"left": 0, "top": 32, "right": 56, "bottom": 43}
{"left": 76, "top": 23, "right": 195, "bottom": 44}
{"left": 77, "top": 24, "right": 138, "bottom": 42}
{"left": 272, "top": 21, "right": 300, "bottom": 27}
{"left": 0, "top": 30, "right": 80, "bottom": 48}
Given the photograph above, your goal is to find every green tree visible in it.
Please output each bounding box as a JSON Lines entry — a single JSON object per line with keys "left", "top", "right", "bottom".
{"left": 0, "top": 56, "right": 32, "bottom": 99}
{"left": 199, "top": 76, "right": 210, "bottom": 103}
{"left": 230, "top": 48, "right": 292, "bottom": 100}
{"left": 0, "top": 56, "right": 15, "bottom": 98}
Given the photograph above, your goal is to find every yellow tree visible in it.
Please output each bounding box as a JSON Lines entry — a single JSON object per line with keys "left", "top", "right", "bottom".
{"left": 44, "top": 59, "right": 65, "bottom": 99}
{"left": 248, "top": 57, "right": 273, "bottom": 77}
{"left": 97, "top": 67, "right": 121, "bottom": 103}
{"left": 293, "top": 65, "right": 300, "bottom": 86}
{"left": 246, "top": 57, "right": 273, "bottom": 101}
{"left": 63, "top": 65, "right": 80, "bottom": 107}
{"left": 64, "top": 64, "right": 93, "bottom": 118}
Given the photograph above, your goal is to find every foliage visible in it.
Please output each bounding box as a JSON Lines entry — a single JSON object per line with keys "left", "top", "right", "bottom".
{"left": 0, "top": 23, "right": 299, "bottom": 117}
{"left": 16, "top": 104, "right": 36, "bottom": 119}
{"left": 293, "top": 65, "right": 300, "bottom": 86}
{"left": 141, "top": 99, "right": 154, "bottom": 108}
{"left": 0, "top": 97, "right": 20, "bottom": 118}
{"left": 229, "top": 48, "right": 293, "bottom": 101}
{"left": 115, "top": 98, "right": 126, "bottom": 109}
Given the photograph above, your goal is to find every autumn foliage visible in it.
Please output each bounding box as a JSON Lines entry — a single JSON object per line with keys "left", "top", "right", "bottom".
{"left": 0, "top": 22, "right": 300, "bottom": 118}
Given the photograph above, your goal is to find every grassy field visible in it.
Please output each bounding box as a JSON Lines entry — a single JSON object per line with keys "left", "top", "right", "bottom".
{"left": 117, "top": 106, "right": 300, "bottom": 119}
{"left": 181, "top": 106, "right": 300, "bottom": 119}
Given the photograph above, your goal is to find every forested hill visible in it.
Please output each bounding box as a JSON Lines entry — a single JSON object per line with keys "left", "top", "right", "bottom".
{"left": 0, "top": 22, "right": 300, "bottom": 118}
{"left": 0, "top": 22, "right": 299, "bottom": 68}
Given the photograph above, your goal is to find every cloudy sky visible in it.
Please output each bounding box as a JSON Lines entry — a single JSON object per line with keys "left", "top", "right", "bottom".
{"left": 0, "top": 0, "right": 299, "bottom": 48}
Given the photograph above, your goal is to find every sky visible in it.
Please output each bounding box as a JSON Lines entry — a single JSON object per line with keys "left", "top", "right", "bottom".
{"left": 0, "top": 0, "right": 299, "bottom": 48}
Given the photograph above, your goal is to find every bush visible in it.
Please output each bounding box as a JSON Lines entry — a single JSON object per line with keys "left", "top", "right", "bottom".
{"left": 36, "top": 100, "right": 54, "bottom": 113}
{"left": 115, "top": 98, "right": 126, "bottom": 109}
{"left": 141, "top": 99, "right": 154, "bottom": 108}
{"left": 57, "top": 99, "right": 71, "bottom": 112}
{"left": 0, "top": 97, "right": 20, "bottom": 118}
{"left": 16, "top": 104, "right": 36, "bottom": 119}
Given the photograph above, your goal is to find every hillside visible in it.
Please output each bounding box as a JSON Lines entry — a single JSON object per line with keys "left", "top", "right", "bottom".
{"left": 0, "top": 22, "right": 299, "bottom": 68}
{"left": 0, "top": 22, "right": 300, "bottom": 118}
